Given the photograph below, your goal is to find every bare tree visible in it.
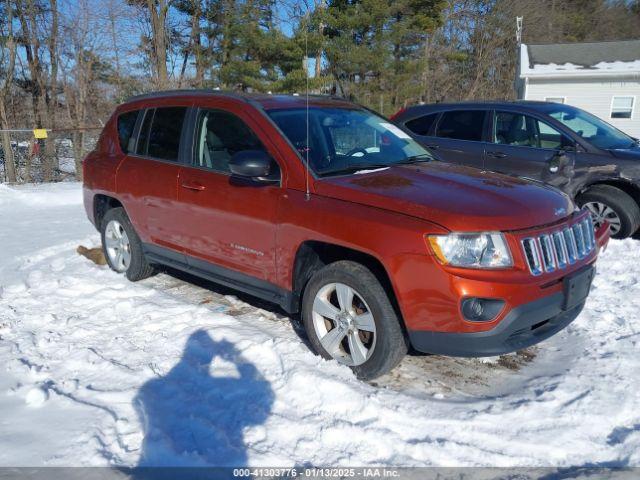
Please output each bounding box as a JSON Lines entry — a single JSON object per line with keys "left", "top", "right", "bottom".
{"left": 43, "top": 0, "right": 58, "bottom": 180}
{"left": 177, "top": 0, "right": 204, "bottom": 87}
{"left": 147, "top": 0, "right": 170, "bottom": 87}
{"left": 15, "top": 0, "right": 60, "bottom": 181}
{"left": 314, "top": 0, "right": 326, "bottom": 78}
{"left": 60, "top": 0, "right": 104, "bottom": 180}
{"left": 1, "top": 0, "right": 18, "bottom": 183}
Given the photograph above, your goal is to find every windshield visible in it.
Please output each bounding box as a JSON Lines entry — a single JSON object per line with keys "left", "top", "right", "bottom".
{"left": 267, "top": 107, "right": 432, "bottom": 176}
{"left": 541, "top": 104, "right": 637, "bottom": 150}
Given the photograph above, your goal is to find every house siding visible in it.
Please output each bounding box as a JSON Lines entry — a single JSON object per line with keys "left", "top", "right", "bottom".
{"left": 524, "top": 76, "right": 640, "bottom": 138}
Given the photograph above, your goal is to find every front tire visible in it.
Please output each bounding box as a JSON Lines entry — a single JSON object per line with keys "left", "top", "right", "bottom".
{"left": 100, "top": 207, "right": 156, "bottom": 281}
{"left": 301, "top": 261, "right": 408, "bottom": 380}
{"left": 577, "top": 185, "right": 640, "bottom": 239}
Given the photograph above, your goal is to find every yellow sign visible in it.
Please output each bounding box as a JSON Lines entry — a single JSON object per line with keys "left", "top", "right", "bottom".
{"left": 33, "top": 129, "right": 48, "bottom": 139}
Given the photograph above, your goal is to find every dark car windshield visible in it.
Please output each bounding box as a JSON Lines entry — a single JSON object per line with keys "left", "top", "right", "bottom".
{"left": 267, "top": 107, "right": 432, "bottom": 176}
{"left": 540, "top": 104, "right": 637, "bottom": 150}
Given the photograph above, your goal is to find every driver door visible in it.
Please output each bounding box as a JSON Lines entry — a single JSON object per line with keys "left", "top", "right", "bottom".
{"left": 176, "top": 107, "right": 283, "bottom": 282}
{"left": 484, "top": 110, "right": 575, "bottom": 189}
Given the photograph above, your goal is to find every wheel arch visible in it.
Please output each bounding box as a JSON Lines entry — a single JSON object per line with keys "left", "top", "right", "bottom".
{"left": 577, "top": 179, "right": 640, "bottom": 208}
{"left": 291, "top": 240, "right": 406, "bottom": 331}
{"left": 93, "top": 194, "right": 124, "bottom": 228}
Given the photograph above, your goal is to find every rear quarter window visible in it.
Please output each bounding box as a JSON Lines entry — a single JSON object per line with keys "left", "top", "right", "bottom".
{"left": 404, "top": 113, "right": 438, "bottom": 136}
{"left": 117, "top": 110, "right": 140, "bottom": 153}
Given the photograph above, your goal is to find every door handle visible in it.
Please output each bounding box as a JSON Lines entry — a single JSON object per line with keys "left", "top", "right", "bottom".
{"left": 181, "top": 182, "right": 206, "bottom": 191}
{"left": 487, "top": 151, "right": 507, "bottom": 158}
{"left": 426, "top": 144, "right": 439, "bottom": 150}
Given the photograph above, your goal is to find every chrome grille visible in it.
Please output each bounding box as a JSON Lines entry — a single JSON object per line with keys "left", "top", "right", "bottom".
{"left": 539, "top": 235, "right": 556, "bottom": 272}
{"left": 573, "top": 223, "right": 586, "bottom": 256}
{"left": 552, "top": 232, "right": 568, "bottom": 268}
{"left": 521, "top": 215, "right": 596, "bottom": 276}
{"left": 563, "top": 228, "right": 578, "bottom": 264}
{"left": 522, "top": 238, "right": 542, "bottom": 275}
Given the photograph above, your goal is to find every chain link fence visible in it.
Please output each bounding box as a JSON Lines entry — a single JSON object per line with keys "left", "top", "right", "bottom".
{"left": 0, "top": 130, "right": 99, "bottom": 183}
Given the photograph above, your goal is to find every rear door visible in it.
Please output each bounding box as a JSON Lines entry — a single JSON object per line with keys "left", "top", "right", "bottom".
{"left": 484, "top": 110, "right": 576, "bottom": 188}
{"left": 425, "top": 109, "right": 489, "bottom": 170}
{"left": 116, "top": 104, "right": 190, "bottom": 258}
{"left": 176, "top": 105, "right": 283, "bottom": 283}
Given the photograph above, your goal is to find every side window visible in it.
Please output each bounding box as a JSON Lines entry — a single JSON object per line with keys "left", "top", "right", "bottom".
{"left": 195, "top": 110, "right": 271, "bottom": 174}
{"left": 494, "top": 111, "right": 572, "bottom": 150}
{"left": 147, "top": 107, "right": 187, "bottom": 160}
{"left": 537, "top": 120, "right": 568, "bottom": 149}
{"left": 494, "top": 112, "right": 537, "bottom": 148}
{"left": 404, "top": 113, "right": 438, "bottom": 136}
{"left": 549, "top": 111, "right": 597, "bottom": 140}
{"left": 117, "top": 110, "right": 139, "bottom": 153}
{"left": 436, "top": 110, "right": 486, "bottom": 141}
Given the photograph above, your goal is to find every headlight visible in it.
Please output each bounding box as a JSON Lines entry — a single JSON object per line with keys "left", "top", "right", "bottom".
{"left": 427, "top": 233, "right": 513, "bottom": 268}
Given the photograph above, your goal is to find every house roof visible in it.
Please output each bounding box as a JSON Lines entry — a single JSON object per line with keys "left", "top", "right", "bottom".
{"left": 519, "top": 40, "right": 640, "bottom": 78}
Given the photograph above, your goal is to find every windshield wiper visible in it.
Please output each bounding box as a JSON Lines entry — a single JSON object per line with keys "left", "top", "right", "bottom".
{"left": 320, "top": 163, "right": 391, "bottom": 177}
{"left": 397, "top": 154, "right": 432, "bottom": 164}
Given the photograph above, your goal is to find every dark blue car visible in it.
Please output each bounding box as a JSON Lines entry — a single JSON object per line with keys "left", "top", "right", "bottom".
{"left": 393, "top": 101, "right": 640, "bottom": 238}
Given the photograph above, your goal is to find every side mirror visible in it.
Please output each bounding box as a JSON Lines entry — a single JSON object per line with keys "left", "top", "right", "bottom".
{"left": 229, "top": 150, "right": 274, "bottom": 179}
{"left": 549, "top": 147, "right": 574, "bottom": 173}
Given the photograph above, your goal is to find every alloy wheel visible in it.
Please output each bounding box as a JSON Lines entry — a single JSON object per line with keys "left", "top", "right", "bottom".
{"left": 584, "top": 201, "right": 622, "bottom": 236}
{"left": 104, "top": 220, "right": 132, "bottom": 272}
{"left": 311, "top": 282, "right": 376, "bottom": 366}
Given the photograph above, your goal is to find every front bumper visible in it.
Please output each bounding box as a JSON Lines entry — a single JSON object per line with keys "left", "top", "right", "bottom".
{"left": 407, "top": 286, "right": 587, "bottom": 357}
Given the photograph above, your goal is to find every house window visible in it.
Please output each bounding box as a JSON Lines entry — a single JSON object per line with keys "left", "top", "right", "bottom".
{"left": 611, "top": 96, "right": 634, "bottom": 119}
{"left": 545, "top": 97, "right": 565, "bottom": 104}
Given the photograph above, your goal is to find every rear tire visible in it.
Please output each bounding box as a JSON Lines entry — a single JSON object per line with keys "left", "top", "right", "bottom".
{"left": 577, "top": 185, "right": 640, "bottom": 239}
{"left": 301, "top": 261, "right": 408, "bottom": 380}
{"left": 100, "top": 207, "right": 156, "bottom": 281}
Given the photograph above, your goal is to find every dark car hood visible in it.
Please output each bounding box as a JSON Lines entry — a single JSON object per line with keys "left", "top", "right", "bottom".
{"left": 315, "top": 162, "right": 574, "bottom": 232}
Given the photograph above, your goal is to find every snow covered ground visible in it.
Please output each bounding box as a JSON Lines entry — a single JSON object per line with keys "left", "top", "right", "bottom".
{"left": 0, "top": 182, "right": 639, "bottom": 468}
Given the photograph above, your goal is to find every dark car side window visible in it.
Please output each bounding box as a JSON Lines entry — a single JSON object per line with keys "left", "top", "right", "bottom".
{"left": 194, "top": 109, "right": 277, "bottom": 176}
{"left": 117, "top": 110, "right": 139, "bottom": 153}
{"left": 135, "top": 107, "right": 187, "bottom": 161}
{"left": 493, "top": 111, "right": 572, "bottom": 150}
{"left": 436, "top": 110, "right": 486, "bottom": 142}
{"left": 404, "top": 113, "right": 438, "bottom": 136}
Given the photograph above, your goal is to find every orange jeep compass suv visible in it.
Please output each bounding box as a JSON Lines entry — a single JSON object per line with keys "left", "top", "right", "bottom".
{"left": 83, "top": 91, "right": 609, "bottom": 379}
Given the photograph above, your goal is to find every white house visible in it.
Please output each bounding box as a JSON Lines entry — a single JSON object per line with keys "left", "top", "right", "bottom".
{"left": 517, "top": 40, "right": 640, "bottom": 138}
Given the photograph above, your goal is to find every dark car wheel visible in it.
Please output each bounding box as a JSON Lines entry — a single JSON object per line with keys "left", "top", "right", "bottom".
{"left": 100, "top": 207, "right": 156, "bottom": 281}
{"left": 577, "top": 185, "right": 640, "bottom": 239}
{"left": 301, "top": 260, "right": 408, "bottom": 380}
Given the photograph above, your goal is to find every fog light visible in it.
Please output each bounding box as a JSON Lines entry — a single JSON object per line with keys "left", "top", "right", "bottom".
{"left": 461, "top": 298, "right": 505, "bottom": 322}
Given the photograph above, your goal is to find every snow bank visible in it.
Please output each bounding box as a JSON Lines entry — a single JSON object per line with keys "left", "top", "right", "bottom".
{"left": 0, "top": 183, "right": 638, "bottom": 468}
{"left": 0, "top": 182, "right": 81, "bottom": 207}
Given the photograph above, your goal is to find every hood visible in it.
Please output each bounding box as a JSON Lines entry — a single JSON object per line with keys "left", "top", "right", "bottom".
{"left": 314, "top": 162, "right": 574, "bottom": 232}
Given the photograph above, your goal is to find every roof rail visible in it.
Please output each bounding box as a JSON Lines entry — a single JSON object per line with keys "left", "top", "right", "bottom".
{"left": 124, "top": 89, "right": 247, "bottom": 103}
{"left": 124, "top": 89, "right": 348, "bottom": 104}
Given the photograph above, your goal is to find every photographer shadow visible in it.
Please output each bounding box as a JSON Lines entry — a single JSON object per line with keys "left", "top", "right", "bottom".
{"left": 133, "top": 329, "right": 274, "bottom": 468}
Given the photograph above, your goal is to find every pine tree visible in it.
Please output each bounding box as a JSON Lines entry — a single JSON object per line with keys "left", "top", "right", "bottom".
{"left": 321, "top": 0, "right": 445, "bottom": 114}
